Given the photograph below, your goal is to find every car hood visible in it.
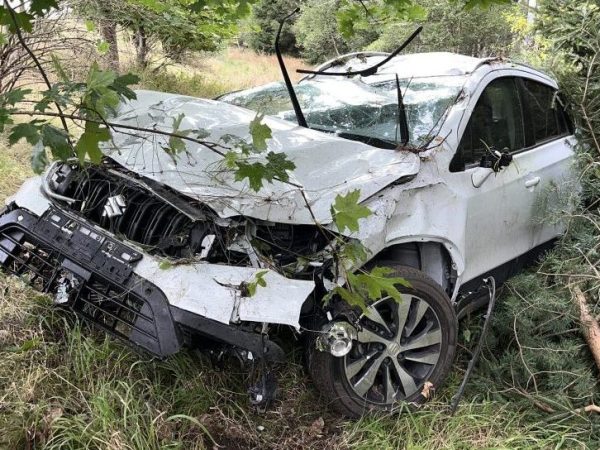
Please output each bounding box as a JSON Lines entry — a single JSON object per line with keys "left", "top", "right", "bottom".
{"left": 104, "top": 90, "right": 420, "bottom": 226}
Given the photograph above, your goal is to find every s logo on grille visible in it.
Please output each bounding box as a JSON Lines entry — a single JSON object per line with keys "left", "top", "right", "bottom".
{"left": 102, "top": 195, "right": 127, "bottom": 218}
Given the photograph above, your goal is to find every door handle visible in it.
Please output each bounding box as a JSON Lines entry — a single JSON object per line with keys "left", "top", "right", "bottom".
{"left": 524, "top": 176, "right": 541, "bottom": 188}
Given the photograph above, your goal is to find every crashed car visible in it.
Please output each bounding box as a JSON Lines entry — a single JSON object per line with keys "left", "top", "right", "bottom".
{"left": 0, "top": 47, "right": 576, "bottom": 417}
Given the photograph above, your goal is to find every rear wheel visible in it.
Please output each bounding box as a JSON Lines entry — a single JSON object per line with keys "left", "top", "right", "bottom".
{"left": 307, "top": 265, "right": 457, "bottom": 417}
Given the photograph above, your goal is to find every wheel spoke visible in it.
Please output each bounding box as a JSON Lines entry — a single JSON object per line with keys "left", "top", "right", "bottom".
{"left": 384, "top": 364, "right": 396, "bottom": 404}
{"left": 401, "top": 328, "right": 441, "bottom": 352}
{"left": 365, "top": 304, "right": 391, "bottom": 334}
{"left": 403, "top": 298, "right": 430, "bottom": 337}
{"left": 353, "top": 353, "right": 386, "bottom": 397}
{"left": 394, "top": 295, "right": 412, "bottom": 343}
{"left": 403, "top": 349, "right": 440, "bottom": 365}
{"left": 391, "top": 358, "right": 418, "bottom": 397}
{"left": 357, "top": 327, "right": 391, "bottom": 345}
{"left": 345, "top": 348, "right": 379, "bottom": 379}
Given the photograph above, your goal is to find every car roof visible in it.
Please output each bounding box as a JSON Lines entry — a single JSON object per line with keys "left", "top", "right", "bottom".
{"left": 305, "top": 51, "right": 556, "bottom": 87}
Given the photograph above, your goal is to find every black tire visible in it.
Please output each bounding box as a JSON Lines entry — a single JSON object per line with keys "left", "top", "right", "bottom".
{"left": 307, "top": 265, "right": 457, "bottom": 418}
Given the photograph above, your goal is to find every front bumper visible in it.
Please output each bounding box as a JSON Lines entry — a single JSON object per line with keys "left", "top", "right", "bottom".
{"left": 1, "top": 177, "right": 316, "bottom": 360}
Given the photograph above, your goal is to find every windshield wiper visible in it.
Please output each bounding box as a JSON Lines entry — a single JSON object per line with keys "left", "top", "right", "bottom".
{"left": 395, "top": 74, "right": 409, "bottom": 146}
{"left": 274, "top": 9, "right": 307, "bottom": 128}
{"left": 296, "top": 27, "right": 423, "bottom": 78}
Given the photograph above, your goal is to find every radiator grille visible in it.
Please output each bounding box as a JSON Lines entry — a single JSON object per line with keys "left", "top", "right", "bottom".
{"left": 0, "top": 227, "right": 161, "bottom": 353}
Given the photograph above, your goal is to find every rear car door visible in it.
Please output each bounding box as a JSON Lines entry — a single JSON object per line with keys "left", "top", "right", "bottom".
{"left": 516, "top": 78, "right": 576, "bottom": 247}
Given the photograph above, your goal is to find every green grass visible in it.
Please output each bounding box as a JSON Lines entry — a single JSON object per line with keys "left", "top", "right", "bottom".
{"left": 0, "top": 50, "right": 598, "bottom": 449}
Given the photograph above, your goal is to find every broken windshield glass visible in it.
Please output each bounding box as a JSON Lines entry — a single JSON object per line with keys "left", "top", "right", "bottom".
{"left": 220, "top": 75, "right": 467, "bottom": 149}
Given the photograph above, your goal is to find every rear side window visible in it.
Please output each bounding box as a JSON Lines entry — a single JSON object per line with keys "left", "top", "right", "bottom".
{"left": 451, "top": 77, "right": 525, "bottom": 172}
{"left": 520, "top": 79, "right": 571, "bottom": 143}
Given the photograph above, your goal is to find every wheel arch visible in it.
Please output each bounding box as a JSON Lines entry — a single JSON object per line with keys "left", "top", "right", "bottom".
{"left": 370, "top": 237, "right": 464, "bottom": 301}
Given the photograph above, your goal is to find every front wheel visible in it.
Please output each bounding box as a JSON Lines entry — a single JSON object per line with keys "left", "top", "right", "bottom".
{"left": 307, "top": 265, "right": 458, "bottom": 417}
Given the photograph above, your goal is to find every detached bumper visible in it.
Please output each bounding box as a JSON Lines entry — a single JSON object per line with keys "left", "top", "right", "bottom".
{"left": 1, "top": 178, "right": 316, "bottom": 360}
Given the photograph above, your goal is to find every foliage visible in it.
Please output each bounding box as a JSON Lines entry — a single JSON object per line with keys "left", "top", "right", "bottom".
{"left": 472, "top": 0, "right": 600, "bottom": 416}
{"left": 330, "top": 189, "right": 372, "bottom": 234}
{"left": 75, "top": 0, "right": 253, "bottom": 67}
{"left": 293, "top": 0, "right": 378, "bottom": 64}
{"left": 367, "top": 0, "right": 524, "bottom": 56}
{"left": 244, "top": 0, "right": 300, "bottom": 55}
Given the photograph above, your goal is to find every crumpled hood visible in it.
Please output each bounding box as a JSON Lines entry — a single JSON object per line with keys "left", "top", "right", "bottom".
{"left": 104, "top": 90, "right": 420, "bottom": 226}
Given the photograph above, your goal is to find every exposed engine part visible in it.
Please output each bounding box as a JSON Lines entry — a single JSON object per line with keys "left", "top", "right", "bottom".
{"left": 316, "top": 321, "right": 358, "bottom": 357}
{"left": 46, "top": 162, "right": 250, "bottom": 263}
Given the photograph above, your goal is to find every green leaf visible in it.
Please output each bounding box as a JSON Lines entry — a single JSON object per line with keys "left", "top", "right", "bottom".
{"left": 233, "top": 152, "right": 295, "bottom": 192}
{"left": 234, "top": 162, "right": 267, "bottom": 191}
{"left": 96, "top": 41, "right": 110, "bottom": 55}
{"left": 330, "top": 190, "right": 372, "bottom": 233}
{"left": 0, "top": 31, "right": 7, "bottom": 45}
{"left": 29, "top": 0, "right": 59, "bottom": 17}
{"left": 19, "top": 337, "right": 40, "bottom": 352}
{"left": 0, "top": 9, "right": 34, "bottom": 33}
{"left": 244, "top": 270, "right": 268, "bottom": 297}
{"left": 111, "top": 73, "right": 140, "bottom": 101}
{"left": 340, "top": 240, "right": 370, "bottom": 265}
{"left": 85, "top": 20, "right": 96, "bottom": 32}
{"left": 159, "top": 260, "right": 173, "bottom": 270}
{"left": 224, "top": 150, "right": 239, "bottom": 169}
{"left": 196, "top": 128, "right": 210, "bottom": 140}
{"left": 9, "top": 122, "right": 41, "bottom": 146}
{"left": 249, "top": 113, "right": 272, "bottom": 152}
{"left": 42, "top": 125, "right": 72, "bottom": 161}
{"left": 1, "top": 88, "right": 32, "bottom": 106}
{"left": 30, "top": 141, "right": 48, "bottom": 174}
{"left": 354, "top": 266, "right": 411, "bottom": 304}
{"left": 75, "top": 122, "right": 110, "bottom": 163}
{"left": 87, "top": 63, "right": 116, "bottom": 90}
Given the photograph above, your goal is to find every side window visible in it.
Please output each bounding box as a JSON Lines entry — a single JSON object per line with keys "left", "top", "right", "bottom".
{"left": 520, "top": 79, "right": 568, "bottom": 143}
{"left": 450, "top": 77, "right": 525, "bottom": 172}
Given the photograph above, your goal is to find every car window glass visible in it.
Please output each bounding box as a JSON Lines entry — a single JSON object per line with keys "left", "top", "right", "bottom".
{"left": 520, "top": 79, "right": 564, "bottom": 143}
{"left": 451, "top": 77, "right": 525, "bottom": 171}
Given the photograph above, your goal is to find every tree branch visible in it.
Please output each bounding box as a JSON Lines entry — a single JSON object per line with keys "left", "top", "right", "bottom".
{"left": 10, "top": 110, "right": 227, "bottom": 157}
{"left": 4, "top": 2, "right": 72, "bottom": 144}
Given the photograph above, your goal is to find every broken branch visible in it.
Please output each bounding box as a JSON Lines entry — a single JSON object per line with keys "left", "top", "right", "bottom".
{"left": 571, "top": 285, "right": 600, "bottom": 372}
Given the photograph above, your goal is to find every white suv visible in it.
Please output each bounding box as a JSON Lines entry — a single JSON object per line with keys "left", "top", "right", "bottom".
{"left": 0, "top": 51, "right": 576, "bottom": 416}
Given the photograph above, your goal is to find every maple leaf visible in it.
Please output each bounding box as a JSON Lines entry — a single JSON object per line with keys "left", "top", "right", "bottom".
{"left": 330, "top": 190, "right": 372, "bottom": 233}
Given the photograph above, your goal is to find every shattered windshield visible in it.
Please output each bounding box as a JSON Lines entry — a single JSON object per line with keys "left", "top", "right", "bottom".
{"left": 220, "top": 76, "right": 466, "bottom": 149}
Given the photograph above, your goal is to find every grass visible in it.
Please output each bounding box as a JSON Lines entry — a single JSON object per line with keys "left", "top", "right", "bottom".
{"left": 0, "top": 48, "right": 598, "bottom": 449}
{"left": 136, "top": 47, "right": 304, "bottom": 99}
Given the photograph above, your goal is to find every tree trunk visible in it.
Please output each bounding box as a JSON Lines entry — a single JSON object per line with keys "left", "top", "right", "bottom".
{"left": 572, "top": 286, "right": 600, "bottom": 373}
{"left": 99, "top": 20, "right": 119, "bottom": 72}
{"left": 135, "top": 26, "right": 149, "bottom": 69}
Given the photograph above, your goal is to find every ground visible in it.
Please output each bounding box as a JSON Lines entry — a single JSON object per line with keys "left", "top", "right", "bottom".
{"left": 0, "top": 48, "right": 596, "bottom": 449}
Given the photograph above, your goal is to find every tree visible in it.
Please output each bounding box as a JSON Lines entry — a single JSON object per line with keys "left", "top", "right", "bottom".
{"left": 245, "top": 0, "right": 300, "bottom": 55}
{"left": 367, "top": 0, "right": 523, "bottom": 56}
{"left": 74, "top": 0, "right": 253, "bottom": 69}
{"left": 294, "top": 0, "right": 379, "bottom": 64}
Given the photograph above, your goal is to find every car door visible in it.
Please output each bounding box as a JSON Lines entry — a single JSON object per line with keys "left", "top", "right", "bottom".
{"left": 516, "top": 78, "right": 577, "bottom": 247}
{"left": 448, "top": 75, "right": 538, "bottom": 283}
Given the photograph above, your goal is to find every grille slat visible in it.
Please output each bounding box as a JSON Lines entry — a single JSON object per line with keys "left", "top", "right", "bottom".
{"left": 0, "top": 227, "right": 161, "bottom": 349}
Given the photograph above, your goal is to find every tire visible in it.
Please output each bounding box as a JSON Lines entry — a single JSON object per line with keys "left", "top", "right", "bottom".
{"left": 307, "top": 265, "right": 458, "bottom": 418}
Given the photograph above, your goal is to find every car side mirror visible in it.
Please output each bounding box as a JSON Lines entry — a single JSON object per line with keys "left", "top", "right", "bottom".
{"left": 479, "top": 149, "right": 513, "bottom": 173}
